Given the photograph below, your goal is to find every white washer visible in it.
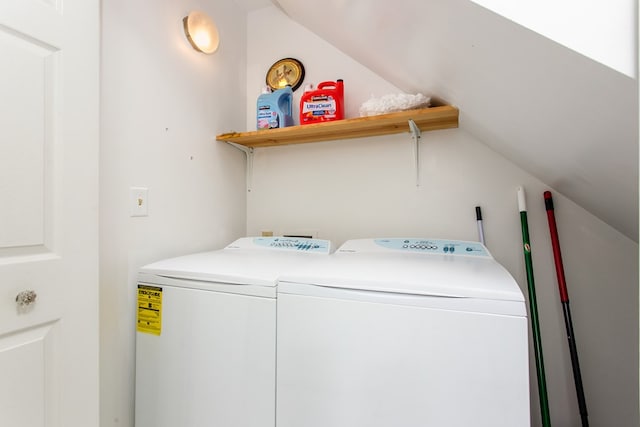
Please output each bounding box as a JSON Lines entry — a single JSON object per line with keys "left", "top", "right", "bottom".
{"left": 276, "top": 238, "right": 530, "bottom": 427}
{"left": 134, "top": 236, "right": 332, "bottom": 427}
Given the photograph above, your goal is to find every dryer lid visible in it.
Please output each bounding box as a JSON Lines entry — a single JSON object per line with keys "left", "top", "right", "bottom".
{"left": 278, "top": 238, "right": 524, "bottom": 302}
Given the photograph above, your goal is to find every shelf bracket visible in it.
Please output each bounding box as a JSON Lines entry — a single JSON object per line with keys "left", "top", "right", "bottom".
{"left": 408, "top": 119, "right": 422, "bottom": 186}
{"left": 227, "top": 142, "right": 254, "bottom": 192}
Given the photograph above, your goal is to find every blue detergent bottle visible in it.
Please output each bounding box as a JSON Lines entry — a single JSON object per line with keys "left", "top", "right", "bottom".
{"left": 256, "top": 85, "right": 294, "bottom": 130}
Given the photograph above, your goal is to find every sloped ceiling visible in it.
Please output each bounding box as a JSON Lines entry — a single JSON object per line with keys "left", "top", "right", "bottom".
{"left": 252, "top": 0, "right": 639, "bottom": 241}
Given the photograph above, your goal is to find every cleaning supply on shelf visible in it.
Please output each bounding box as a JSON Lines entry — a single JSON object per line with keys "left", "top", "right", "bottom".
{"left": 300, "top": 79, "right": 344, "bottom": 125}
{"left": 257, "top": 85, "right": 294, "bottom": 130}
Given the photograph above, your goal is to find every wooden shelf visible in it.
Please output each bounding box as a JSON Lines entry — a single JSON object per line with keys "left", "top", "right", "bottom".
{"left": 215, "top": 105, "right": 458, "bottom": 148}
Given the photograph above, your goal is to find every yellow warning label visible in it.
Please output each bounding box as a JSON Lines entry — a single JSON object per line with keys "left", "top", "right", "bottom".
{"left": 137, "top": 284, "right": 162, "bottom": 335}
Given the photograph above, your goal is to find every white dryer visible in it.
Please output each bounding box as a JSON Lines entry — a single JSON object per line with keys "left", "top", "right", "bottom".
{"left": 134, "top": 236, "right": 332, "bottom": 427}
{"left": 276, "top": 238, "right": 530, "bottom": 427}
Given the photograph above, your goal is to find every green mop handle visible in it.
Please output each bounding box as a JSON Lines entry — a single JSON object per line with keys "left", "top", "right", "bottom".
{"left": 518, "top": 187, "right": 552, "bottom": 427}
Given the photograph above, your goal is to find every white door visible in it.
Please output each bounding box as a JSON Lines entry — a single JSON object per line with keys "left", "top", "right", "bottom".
{"left": 0, "top": 0, "right": 99, "bottom": 426}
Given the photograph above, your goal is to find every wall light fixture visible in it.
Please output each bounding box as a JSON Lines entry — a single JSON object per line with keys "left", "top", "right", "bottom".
{"left": 183, "top": 11, "right": 219, "bottom": 54}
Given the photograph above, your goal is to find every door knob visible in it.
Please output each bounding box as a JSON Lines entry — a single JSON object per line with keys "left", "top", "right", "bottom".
{"left": 16, "top": 290, "right": 37, "bottom": 307}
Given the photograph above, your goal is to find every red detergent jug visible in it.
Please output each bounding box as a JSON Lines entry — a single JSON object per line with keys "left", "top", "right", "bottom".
{"left": 299, "top": 79, "right": 344, "bottom": 125}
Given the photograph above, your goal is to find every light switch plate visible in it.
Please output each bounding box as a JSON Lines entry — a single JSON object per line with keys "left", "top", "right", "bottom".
{"left": 130, "top": 187, "right": 148, "bottom": 217}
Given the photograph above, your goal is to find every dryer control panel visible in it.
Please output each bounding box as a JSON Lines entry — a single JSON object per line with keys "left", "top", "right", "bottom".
{"left": 375, "top": 238, "right": 489, "bottom": 256}
{"left": 337, "top": 238, "right": 489, "bottom": 257}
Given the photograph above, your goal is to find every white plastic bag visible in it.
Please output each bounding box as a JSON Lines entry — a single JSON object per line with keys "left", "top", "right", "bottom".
{"left": 359, "top": 93, "right": 431, "bottom": 117}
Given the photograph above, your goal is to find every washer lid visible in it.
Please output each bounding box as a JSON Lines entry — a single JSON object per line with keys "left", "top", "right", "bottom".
{"left": 279, "top": 238, "right": 524, "bottom": 302}
{"left": 140, "top": 237, "right": 332, "bottom": 287}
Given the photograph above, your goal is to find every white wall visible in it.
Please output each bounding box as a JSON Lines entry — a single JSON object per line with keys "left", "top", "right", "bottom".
{"left": 246, "top": 6, "right": 639, "bottom": 426}
{"left": 469, "top": 0, "right": 637, "bottom": 78}
{"left": 245, "top": 8, "right": 404, "bottom": 130}
{"left": 274, "top": 0, "right": 639, "bottom": 242}
{"left": 100, "top": 1, "right": 247, "bottom": 426}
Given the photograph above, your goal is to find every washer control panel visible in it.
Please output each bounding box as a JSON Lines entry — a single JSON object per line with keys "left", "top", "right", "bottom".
{"left": 373, "top": 238, "right": 489, "bottom": 257}
{"left": 251, "top": 237, "right": 332, "bottom": 254}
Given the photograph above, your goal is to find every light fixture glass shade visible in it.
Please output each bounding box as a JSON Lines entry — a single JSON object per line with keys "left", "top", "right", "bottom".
{"left": 183, "top": 11, "right": 219, "bottom": 54}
